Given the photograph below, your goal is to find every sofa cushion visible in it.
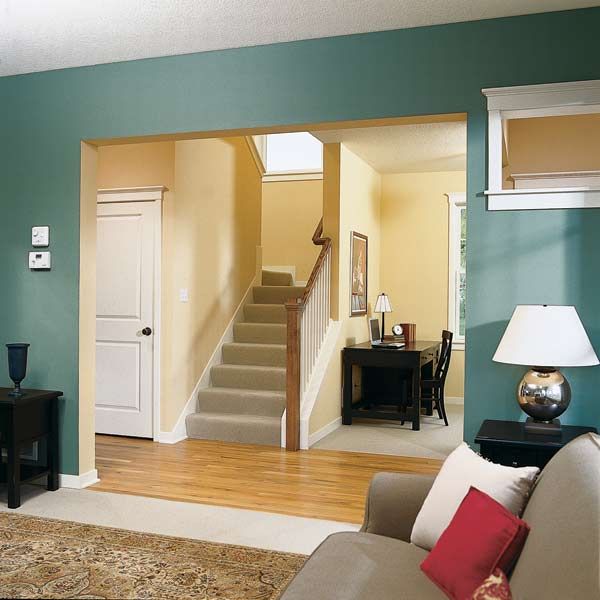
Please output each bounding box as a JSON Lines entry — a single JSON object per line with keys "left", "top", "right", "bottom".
{"left": 510, "top": 433, "right": 600, "bottom": 599}
{"left": 411, "top": 442, "right": 538, "bottom": 551}
{"left": 421, "top": 487, "right": 529, "bottom": 600}
{"left": 279, "top": 532, "right": 444, "bottom": 600}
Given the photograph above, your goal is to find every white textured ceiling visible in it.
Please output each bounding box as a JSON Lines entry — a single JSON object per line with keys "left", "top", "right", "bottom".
{"left": 1, "top": 1, "right": 597, "bottom": 77}
{"left": 311, "top": 121, "right": 467, "bottom": 173}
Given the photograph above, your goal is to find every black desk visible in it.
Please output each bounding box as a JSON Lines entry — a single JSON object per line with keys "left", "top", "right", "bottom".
{"left": 0, "top": 388, "right": 62, "bottom": 508}
{"left": 475, "top": 419, "right": 598, "bottom": 469}
{"left": 342, "top": 341, "right": 439, "bottom": 431}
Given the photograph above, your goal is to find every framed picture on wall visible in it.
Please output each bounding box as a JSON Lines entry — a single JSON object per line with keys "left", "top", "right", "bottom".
{"left": 350, "top": 231, "right": 368, "bottom": 316}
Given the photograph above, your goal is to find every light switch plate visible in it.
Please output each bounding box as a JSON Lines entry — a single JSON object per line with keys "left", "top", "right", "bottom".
{"left": 29, "top": 251, "right": 51, "bottom": 270}
{"left": 32, "top": 226, "right": 50, "bottom": 247}
{"left": 179, "top": 288, "right": 189, "bottom": 302}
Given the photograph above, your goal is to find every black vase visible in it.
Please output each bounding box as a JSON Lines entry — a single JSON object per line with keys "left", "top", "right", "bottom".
{"left": 6, "top": 343, "right": 30, "bottom": 397}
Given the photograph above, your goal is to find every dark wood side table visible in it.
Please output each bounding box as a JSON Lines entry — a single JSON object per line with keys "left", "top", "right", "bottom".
{"left": 475, "top": 419, "right": 597, "bottom": 470}
{"left": 342, "top": 341, "right": 439, "bottom": 431}
{"left": 0, "top": 388, "right": 63, "bottom": 508}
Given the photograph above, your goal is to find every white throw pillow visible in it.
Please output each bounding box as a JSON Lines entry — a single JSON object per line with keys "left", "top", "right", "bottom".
{"left": 410, "top": 442, "right": 539, "bottom": 551}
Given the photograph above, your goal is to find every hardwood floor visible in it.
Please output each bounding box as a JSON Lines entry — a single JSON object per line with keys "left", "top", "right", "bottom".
{"left": 92, "top": 435, "right": 441, "bottom": 523}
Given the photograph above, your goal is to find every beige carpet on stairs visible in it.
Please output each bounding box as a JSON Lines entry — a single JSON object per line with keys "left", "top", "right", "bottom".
{"left": 186, "top": 271, "right": 304, "bottom": 446}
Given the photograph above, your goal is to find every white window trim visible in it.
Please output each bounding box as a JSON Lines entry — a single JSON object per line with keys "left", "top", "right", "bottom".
{"left": 262, "top": 169, "right": 323, "bottom": 183}
{"left": 447, "top": 192, "right": 466, "bottom": 349}
{"left": 481, "top": 79, "right": 600, "bottom": 211}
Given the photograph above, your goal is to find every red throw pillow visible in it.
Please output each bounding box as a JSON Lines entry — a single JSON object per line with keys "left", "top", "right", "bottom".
{"left": 471, "top": 569, "right": 512, "bottom": 600}
{"left": 420, "top": 487, "right": 529, "bottom": 600}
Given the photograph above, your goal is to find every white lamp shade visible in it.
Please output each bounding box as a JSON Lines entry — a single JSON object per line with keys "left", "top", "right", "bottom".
{"left": 375, "top": 293, "right": 393, "bottom": 313}
{"left": 493, "top": 305, "right": 599, "bottom": 367}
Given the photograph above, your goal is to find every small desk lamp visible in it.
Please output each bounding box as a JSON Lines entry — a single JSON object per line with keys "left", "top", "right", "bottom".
{"left": 493, "top": 305, "right": 598, "bottom": 435}
{"left": 375, "top": 293, "right": 393, "bottom": 338}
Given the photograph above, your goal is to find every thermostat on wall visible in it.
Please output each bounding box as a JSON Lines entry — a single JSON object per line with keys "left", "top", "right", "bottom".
{"left": 32, "top": 226, "right": 50, "bottom": 247}
{"left": 29, "top": 251, "right": 51, "bottom": 270}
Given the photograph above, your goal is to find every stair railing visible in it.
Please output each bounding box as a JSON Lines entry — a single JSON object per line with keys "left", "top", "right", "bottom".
{"left": 285, "top": 219, "right": 332, "bottom": 450}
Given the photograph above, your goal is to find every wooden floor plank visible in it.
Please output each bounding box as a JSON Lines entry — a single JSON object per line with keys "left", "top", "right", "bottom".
{"left": 91, "top": 435, "right": 442, "bottom": 523}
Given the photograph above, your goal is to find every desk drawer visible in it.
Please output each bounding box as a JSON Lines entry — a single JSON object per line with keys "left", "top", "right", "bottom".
{"left": 420, "top": 350, "right": 436, "bottom": 366}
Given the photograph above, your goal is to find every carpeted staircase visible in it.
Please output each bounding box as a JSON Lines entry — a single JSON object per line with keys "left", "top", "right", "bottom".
{"left": 185, "top": 270, "right": 304, "bottom": 446}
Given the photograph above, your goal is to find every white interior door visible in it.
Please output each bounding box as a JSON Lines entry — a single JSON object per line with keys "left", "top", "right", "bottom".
{"left": 95, "top": 200, "right": 157, "bottom": 438}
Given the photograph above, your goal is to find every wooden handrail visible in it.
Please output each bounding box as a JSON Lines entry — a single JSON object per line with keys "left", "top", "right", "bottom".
{"left": 299, "top": 219, "right": 331, "bottom": 306}
{"left": 285, "top": 218, "right": 332, "bottom": 451}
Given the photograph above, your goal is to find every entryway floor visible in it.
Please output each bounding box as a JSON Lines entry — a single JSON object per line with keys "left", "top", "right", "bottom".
{"left": 314, "top": 404, "right": 464, "bottom": 460}
{"left": 91, "top": 435, "right": 442, "bottom": 524}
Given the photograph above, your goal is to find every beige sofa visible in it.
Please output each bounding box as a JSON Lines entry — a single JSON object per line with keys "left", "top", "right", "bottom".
{"left": 281, "top": 432, "right": 600, "bottom": 599}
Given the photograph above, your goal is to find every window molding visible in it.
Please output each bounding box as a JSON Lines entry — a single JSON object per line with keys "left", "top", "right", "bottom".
{"left": 482, "top": 79, "right": 600, "bottom": 211}
{"left": 262, "top": 169, "right": 323, "bottom": 183}
{"left": 447, "top": 192, "right": 466, "bottom": 349}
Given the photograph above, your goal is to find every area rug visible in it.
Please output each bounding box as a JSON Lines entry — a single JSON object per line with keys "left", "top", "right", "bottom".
{"left": 0, "top": 512, "right": 306, "bottom": 599}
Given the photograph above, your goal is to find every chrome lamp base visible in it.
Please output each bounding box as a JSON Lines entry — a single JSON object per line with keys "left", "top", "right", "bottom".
{"left": 517, "top": 367, "right": 570, "bottom": 436}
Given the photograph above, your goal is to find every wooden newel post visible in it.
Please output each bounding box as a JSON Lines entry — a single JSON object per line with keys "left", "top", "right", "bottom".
{"left": 285, "top": 298, "right": 302, "bottom": 451}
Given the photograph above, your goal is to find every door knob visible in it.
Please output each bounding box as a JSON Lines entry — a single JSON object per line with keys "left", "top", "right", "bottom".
{"left": 141, "top": 327, "right": 153, "bottom": 336}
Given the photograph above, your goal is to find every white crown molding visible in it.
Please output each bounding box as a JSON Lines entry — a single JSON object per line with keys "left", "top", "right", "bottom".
{"left": 482, "top": 79, "right": 600, "bottom": 112}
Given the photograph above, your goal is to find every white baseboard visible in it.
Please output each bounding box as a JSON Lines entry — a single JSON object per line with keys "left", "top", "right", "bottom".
{"left": 159, "top": 278, "right": 257, "bottom": 444}
{"left": 308, "top": 417, "right": 342, "bottom": 447}
{"left": 156, "top": 431, "right": 188, "bottom": 444}
{"left": 60, "top": 469, "right": 100, "bottom": 489}
{"left": 446, "top": 396, "right": 464, "bottom": 405}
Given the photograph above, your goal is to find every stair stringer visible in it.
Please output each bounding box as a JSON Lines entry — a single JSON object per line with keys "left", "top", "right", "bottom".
{"left": 280, "top": 319, "right": 342, "bottom": 450}
{"left": 158, "top": 276, "right": 258, "bottom": 444}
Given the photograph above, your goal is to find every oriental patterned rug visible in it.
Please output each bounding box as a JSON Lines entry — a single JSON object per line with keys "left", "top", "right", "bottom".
{"left": 0, "top": 512, "right": 306, "bottom": 599}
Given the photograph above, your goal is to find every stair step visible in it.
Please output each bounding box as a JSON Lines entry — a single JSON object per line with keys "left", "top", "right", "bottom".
{"left": 197, "top": 387, "right": 285, "bottom": 417}
{"left": 244, "top": 303, "right": 287, "bottom": 324}
{"left": 262, "top": 270, "right": 294, "bottom": 286}
{"left": 186, "top": 412, "right": 281, "bottom": 446}
{"left": 234, "top": 322, "right": 286, "bottom": 344}
{"left": 222, "top": 342, "right": 286, "bottom": 367}
{"left": 211, "top": 364, "right": 286, "bottom": 391}
{"left": 253, "top": 285, "right": 305, "bottom": 305}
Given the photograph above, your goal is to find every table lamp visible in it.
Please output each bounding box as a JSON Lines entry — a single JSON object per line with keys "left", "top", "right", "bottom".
{"left": 375, "top": 293, "right": 393, "bottom": 338}
{"left": 493, "top": 305, "right": 599, "bottom": 435}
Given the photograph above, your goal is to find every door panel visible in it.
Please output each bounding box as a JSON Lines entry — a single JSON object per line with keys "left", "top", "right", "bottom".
{"left": 95, "top": 201, "right": 156, "bottom": 438}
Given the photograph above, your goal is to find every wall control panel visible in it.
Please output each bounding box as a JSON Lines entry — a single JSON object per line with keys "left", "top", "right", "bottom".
{"left": 32, "top": 226, "right": 50, "bottom": 247}
{"left": 29, "top": 251, "right": 51, "bottom": 270}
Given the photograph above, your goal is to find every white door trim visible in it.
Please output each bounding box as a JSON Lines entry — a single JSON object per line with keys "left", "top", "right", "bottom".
{"left": 97, "top": 186, "right": 165, "bottom": 441}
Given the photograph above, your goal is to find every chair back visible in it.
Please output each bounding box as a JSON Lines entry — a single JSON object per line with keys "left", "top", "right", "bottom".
{"left": 434, "top": 330, "right": 453, "bottom": 383}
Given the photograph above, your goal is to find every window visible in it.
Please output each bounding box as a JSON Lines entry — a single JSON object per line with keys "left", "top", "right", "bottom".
{"left": 265, "top": 132, "right": 322, "bottom": 175}
{"left": 482, "top": 79, "right": 600, "bottom": 210}
{"left": 448, "top": 193, "right": 466, "bottom": 347}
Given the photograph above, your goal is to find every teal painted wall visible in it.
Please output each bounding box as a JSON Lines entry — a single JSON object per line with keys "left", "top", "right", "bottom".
{"left": 1, "top": 9, "right": 600, "bottom": 474}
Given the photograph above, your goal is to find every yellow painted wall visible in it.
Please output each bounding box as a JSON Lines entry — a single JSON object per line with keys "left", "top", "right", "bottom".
{"left": 380, "top": 171, "right": 466, "bottom": 398}
{"left": 98, "top": 141, "right": 176, "bottom": 189}
{"left": 163, "top": 138, "right": 261, "bottom": 430}
{"left": 506, "top": 114, "right": 600, "bottom": 181}
{"left": 261, "top": 179, "right": 322, "bottom": 281}
{"left": 96, "top": 138, "right": 261, "bottom": 433}
{"left": 310, "top": 145, "right": 382, "bottom": 434}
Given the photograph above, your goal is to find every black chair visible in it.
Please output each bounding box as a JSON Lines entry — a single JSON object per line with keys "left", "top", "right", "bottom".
{"left": 421, "top": 330, "right": 453, "bottom": 426}
{"left": 401, "top": 330, "right": 453, "bottom": 427}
